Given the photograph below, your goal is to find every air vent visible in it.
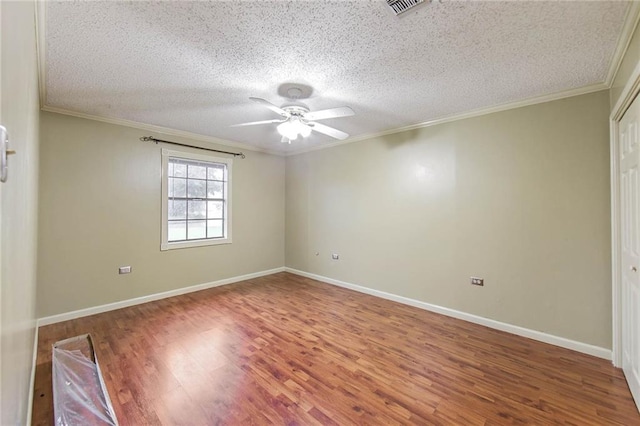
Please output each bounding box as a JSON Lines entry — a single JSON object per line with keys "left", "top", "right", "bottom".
{"left": 386, "top": 0, "right": 424, "bottom": 15}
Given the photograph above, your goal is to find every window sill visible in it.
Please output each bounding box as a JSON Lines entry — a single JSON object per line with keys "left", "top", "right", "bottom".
{"left": 161, "top": 238, "right": 232, "bottom": 251}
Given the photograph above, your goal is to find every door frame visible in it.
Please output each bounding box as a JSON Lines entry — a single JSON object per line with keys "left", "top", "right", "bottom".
{"left": 611, "top": 59, "right": 640, "bottom": 367}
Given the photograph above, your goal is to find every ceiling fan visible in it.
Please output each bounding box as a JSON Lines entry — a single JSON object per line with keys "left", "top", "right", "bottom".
{"left": 232, "top": 96, "right": 355, "bottom": 144}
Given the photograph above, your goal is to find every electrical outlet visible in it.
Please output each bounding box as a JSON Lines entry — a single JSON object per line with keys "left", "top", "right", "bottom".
{"left": 470, "top": 277, "right": 483, "bottom": 286}
{"left": 332, "top": 253, "right": 339, "bottom": 260}
{"left": 119, "top": 266, "right": 132, "bottom": 274}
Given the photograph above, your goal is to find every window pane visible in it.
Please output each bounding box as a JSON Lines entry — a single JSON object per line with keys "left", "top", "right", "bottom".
{"left": 208, "top": 165, "right": 225, "bottom": 181}
{"left": 188, "top": 200, "right": 206, "bottom": 219}
{"left": 188, "top": 220, "right": 206, "bottom": 239}
{"left": 187, "top": 179, "right": 206, "bottom": 198}
{"left": 168, "top": 200, "right": 186, "bottom": 220}
{"left": 207, "top": 201, "right": 223, "bottom": 219}
{"left": 168, "top": 221, "right": 186, "bottom": 241}
{"left": 207, "top": 220, "right": 224, "bottom": 238}
{"left": 188, "top": 164, "right": 207, "bottom": 179}
{"left": 173, "top": 163, "right": 187, "bottom": 177}
{"left": 207, "top": 181, "right": 223, "bottom": 198}
{"left": 164, "top": 154, "right": 231, "bottom": 248}
{"left": 168, "top": 177, "right": 186, "bottom": 198}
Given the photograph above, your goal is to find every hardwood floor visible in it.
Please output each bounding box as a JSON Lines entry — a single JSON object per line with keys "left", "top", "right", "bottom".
{"left": 32, "top": 272, "right": 639, "bottom": 425}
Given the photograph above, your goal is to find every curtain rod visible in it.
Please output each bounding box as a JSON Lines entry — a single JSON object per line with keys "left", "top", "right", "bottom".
{"left": 140, "top": 136, "right": 246, "bottom": 159}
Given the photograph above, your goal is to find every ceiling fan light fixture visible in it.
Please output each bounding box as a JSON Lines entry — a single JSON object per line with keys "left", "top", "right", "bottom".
{"left": 299, "top": 122, "right": 312, "bottom": 138}
{"left": 277, "top": 120, "right": 298, "bottom": 140}
{"left": 244, "top": 96, "right": 353, "bottom": 143}
{"left": 277, "top": 116, "right": 311, "bottom": 140}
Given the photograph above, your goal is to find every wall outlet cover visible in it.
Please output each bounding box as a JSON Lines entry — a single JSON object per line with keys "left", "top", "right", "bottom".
{"left": 471, "top": 277, "right": 484, "bottom": 286}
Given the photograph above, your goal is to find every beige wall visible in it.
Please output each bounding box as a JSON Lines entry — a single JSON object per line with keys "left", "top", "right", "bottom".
{"left": 286, "top": 90, "right": 612, "bottom": 349}
{"left": 37, "top": 113, "right": 285, "bottom": 317}
{"left": 611, "top": 17, "right": 639, "bottom": 110}
{"left": 1, "top": 1, "right": 40, "bottom": 424}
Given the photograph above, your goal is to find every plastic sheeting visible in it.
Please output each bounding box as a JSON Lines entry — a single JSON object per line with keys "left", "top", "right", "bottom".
{"left": 52, "top": 334, "right": 118, "bottom": 426}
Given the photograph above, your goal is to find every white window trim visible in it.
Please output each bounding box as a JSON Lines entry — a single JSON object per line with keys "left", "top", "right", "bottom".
{"left": 161, "top": 148, "right": 233, "bottom": 251}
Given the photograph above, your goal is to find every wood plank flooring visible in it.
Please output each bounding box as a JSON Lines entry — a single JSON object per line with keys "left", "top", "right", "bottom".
{"left": 32, "top": 272, "right": 639, "bottom": 425}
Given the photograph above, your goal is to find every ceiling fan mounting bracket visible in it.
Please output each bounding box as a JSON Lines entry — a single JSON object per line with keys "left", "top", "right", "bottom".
{"left": 286, "top": 87, "right": 304, "bottom": 99}
{"left": 277, "top": 83, "right": 313, "bottom": 100}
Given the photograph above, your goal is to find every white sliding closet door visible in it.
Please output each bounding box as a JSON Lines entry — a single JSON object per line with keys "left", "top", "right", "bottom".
{"left": 620, "top": 92, "right": 640, "bottom": 410}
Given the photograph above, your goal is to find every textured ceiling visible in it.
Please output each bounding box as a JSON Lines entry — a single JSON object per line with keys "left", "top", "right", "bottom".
{"left": 44, "top": 1, "right": 630, "bottom": 154}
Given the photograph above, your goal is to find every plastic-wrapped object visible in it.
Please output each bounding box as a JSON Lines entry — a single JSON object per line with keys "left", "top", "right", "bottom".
{"left": 52, "top": 334, "right": 118, "bottom": 426}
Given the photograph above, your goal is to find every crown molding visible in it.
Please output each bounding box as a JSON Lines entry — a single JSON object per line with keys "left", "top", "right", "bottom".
{"left": 35, "top": 2, "right": 282, "bottom": 156}
{"left": 35, "top": 0, "right": 47, "bottom": 109}
{"left": 605, "top": 1, "right": 640, "bottom": 87}
{"left": 35, "top": 0, "right": 629, "bottom": 159}
{"left": 41, "top": 105, "right": 284, "bottom": 156}
{"left": 286, "top": 82, "right": 609, "bottom": 157}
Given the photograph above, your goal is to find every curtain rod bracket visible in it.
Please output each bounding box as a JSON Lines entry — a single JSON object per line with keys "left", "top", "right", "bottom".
{"left": 140, "top": 136, "right": 245, "bottom": 159}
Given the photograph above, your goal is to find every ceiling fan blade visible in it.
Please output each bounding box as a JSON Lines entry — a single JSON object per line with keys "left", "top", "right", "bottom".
{"left": 249, "top": 97, "right": 289, "bottom": 117}
{"left": 304, "top": 106, "right": 355, "bottom": 121}
{"left": 310, "top": 122, "right": 350, "bottom": 140}
{"left": 230, "top": 119, "right": 285, "bottom": 127}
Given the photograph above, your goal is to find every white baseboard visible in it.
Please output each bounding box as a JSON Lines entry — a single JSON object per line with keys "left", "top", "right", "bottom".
{"left": 36, "top": 266, "right": 611, "bottom": 361}
{"left": 26, "top": 323, "right": 39, "bottom": 426}
{"left": 285, "top": 268, "right": 612, "bottom": 360}
{"left": 37, "top": 267, "right": 285, "bottom": 326}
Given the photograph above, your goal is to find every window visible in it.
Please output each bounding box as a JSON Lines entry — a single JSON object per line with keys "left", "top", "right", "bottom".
{"left": 161, "top": 149, "right": 232, "bottom": 250}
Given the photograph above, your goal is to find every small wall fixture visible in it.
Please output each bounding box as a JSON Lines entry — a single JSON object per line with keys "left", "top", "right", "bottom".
{"left": 0, "top": 125, "right": 16, "bottom": 183}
